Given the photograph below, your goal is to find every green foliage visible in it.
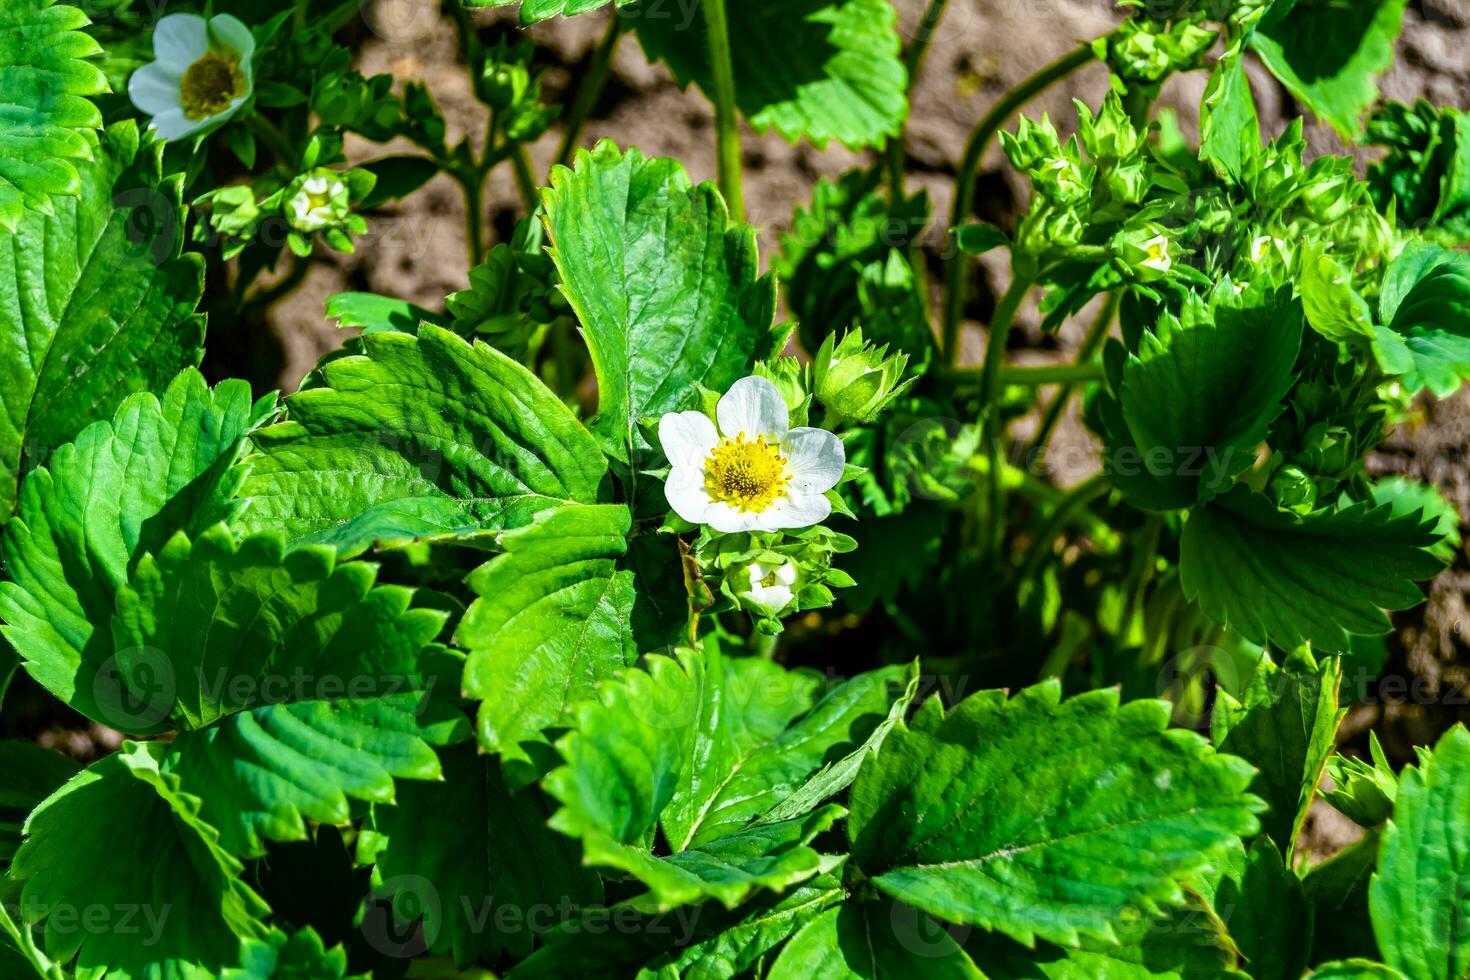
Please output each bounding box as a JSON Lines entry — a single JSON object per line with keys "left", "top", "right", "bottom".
{"left": 633, "top": 0, "right": 907, "bottom": 150}
{"left": 0, "top": 122, "right": 206, "bottom": 519}
{"left": 0, "top": 370, "right": 270, "bottom": 727}
{"left": 541, "top": 142, "right": 782, "bottom": 467}
{"left": 1370, "top": 725, "right": 1470, "bottom": 980}
{"left": 1251, "top": 0, "right": 1409, "bottom": 138}
{"left": 0, "top": 0, "right": 107, "bottom": 231}
{"left": 238, "top": 323, "right": 608, "bottom": 554}
{"left": 1373, "top": 243, "right": 1470, "bottom": 396}
{"left": 459, "top": 503, "right": 686, "bottom": 785}
{"left": 1211, "top": 652, "right": 1345, "bottom": 851}
{"left": 1180, "top": 489, "right": 1444, "bottom": 653}
{"left": 848, "top": 682, "right": 1262, "bottom": 947}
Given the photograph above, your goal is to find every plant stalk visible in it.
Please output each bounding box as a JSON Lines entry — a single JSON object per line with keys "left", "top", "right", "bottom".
{"left": 978, "top": 271, "right": 1035, "bottom": 562}
{"left": 510, "top": 144, "right": 540, "bottom": 213}
{"left": 702, "top": 0, "right": 745, "bottom": 222}
{"left": 886, "top": 0, "right": 953, "bottom": 197}
{"left": 1031, "top": 289, "right": 1120, "bottom": 451}
{"left": 947, "top": 360, "right": 1106, "bottom": 386}
{"left": 1016, "top": 471, "right": 1109, "bottom": 586}
{"left": 940, "top": 44, "right": 1095, "bottom": 365}
{"left": 557, "top": 15, "right": 625, "bottom": 166}
{"left": 458, "top": 171, "right": 487, "bottom": 267}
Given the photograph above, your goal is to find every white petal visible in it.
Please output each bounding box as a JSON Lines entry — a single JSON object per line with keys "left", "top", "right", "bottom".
{"left": 665, "top": 467, "right": 713, "bottom": 524}
{"left": 781, "top": 427, "right": 845, "bottom": 494}
{"left": 153, "top": 14, "right": 209, "bottom": 66}
{"left": 127, "top": 62, "right": 181, "bottom": 116}
{"left": 704, "top": 501, "right": 765, "bottom": 534}
{"left": 659, "top": 411, "right": 719, "bottom": 469}
{"left": 773, "top": 561, "right": 798, "bottom": 586}
{"left": 747, "top": 582, "right": 793, "bottom": 614}
{"left": 717, "top": 376, "right": 789, "bottom": 441}
{"left": 208, "top": 14, "right": 255, "bottom": 59}
{"left": 147, "top": 108, "right": 208, "bottom": 142}
{"left": 757, "top": 492, "right": 831, "bottom": 531}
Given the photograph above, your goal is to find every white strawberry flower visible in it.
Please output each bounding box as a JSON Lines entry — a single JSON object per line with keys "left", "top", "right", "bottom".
{"left": 128, "top": 14, "right": 255, "bottom": 142}
{"left": 659, "top": 375, "right": 845, "bottom": 534}
{"left": 733, "top": 557, "right": 800, "bottom": 617}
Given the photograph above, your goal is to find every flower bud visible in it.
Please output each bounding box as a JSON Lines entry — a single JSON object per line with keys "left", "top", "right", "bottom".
{"left": 481, "top": 62, "right": 529, "bottom": 110}
{"left": 1076, "top": 94, "right": 1143, "bottom": 164}
{"left": 1269, "top": 465, "right": 1318, "bottom": 514}
{"left": 285, "top": 168, "right": 352, "bottom": 234}
{"left": 731, "top": 556, "right": 799, "bottom": 618}
{"left": 812, "top": 328, "right": 914, "bottom": 427}
{"left": 1111, "top": 224, "right": 1177, "bottom": 283}
{"left": 208, "top": 185, "right": 260, "bottom": 239}
{"left": 754, "top": 357, "right": 809, "bottom": 416}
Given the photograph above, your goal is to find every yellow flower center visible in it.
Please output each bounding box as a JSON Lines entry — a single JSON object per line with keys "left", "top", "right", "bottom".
{"left": 180, "top": 51, "right": 246, "bottom": 120}
{"left": 704, "top": 435, "right": 788, "bottom": 513}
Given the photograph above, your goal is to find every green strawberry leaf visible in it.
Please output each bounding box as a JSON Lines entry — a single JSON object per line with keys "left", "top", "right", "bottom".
{"left": 1180, "top": 488, "right": 1444, "bottom": 654}
{"left": 544, "top": 646, "right": 908, "bottom": 911}
{"left": 110, "top": 525, "right": 451, "bottom": 734}
{"left": 224, "top": 928, "right": 359, "bottom": 980}
{"left": 1251, "top": 0, "right": 1409, "bottom": 139}
{"left": 164, "top": 645, "right": 470, "bottom": 858}
{"left": 1307, "top": 963, "right": 1408, "bottom": 979}
{"left": 508, "top": 872, "right": 846, "bottom": 978}
{"left": 464, "top": 0, "right": 624, "bottom": 21}
{"left": 11, "top": 741, "right": 271, "bottom": 978}
{"left": 0, "top": 370, "right": 271, "bottom": 726}
{"left": 1100, "top": 281, "right": 1302, "bottom": 511}
{"left": 632, "top": 0, "right": 907, "bottom": 150}
{"left": 0, "top": 742, "right": 77, "bottom": 873}
{"left": 1200, "top": 839, "right": 1311, "bottom": 980}
{"left": 540, "top": 141, "right": 781, "bottom": 467}
{"left": 964, "top": 894, "right": 1241, "bottom": 979}
{"left": 459, "top": 503, "right": 689, "bottom": 788}
{"left": 1211, "top": 651, "right": 1345, "bottom": 854}
{"left": 1199, "top": 50, "right": 1259, "bottom": 182}
{"left": 848, "top": 682, "right": 1263, "bottom": 948}
{"left": 371, "top": 743, "right": 602, "bottom": 966}
{"left": 238, "top": 323, "right": 608, "bottom": 555}
{"left": 1305, "top": 834, "right": 1381, "bottom": 964}
{"left": 0, "top": 0, "right": 107, "bottom": 231}
{"left": 765, "top": 899, "right": 984, "bottom": 980}
{"left": 1372, "top": 242, "right": 1470, "bottom": 396}
{"left": 0, "top": 121, "right": 207, "bottom": 519}
{"left": 1370, "top": 724, "right": 1470, "bottom": 980}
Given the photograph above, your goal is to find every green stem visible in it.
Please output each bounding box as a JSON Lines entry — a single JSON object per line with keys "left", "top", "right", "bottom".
{"left": 752, "top": 631, "right": 779, "bottom": 660}
{"left": 1121, "top": 514, "right": 1163, "bottom": 642}
{"left": 978, "top": 271, "right": 1035, "bottom": 562}
{"left": 557, "top": 16, "right": 625, "bottom": 167}
{"left": 457, "top": 170, "right": 487, "bottom": 267}
{"left": 0, "top": 901, "right": 63, "bottom": 980}
{"left": 510, "top": 144, "right": 540, "bottom": 213}
{"left": 1031, "top": 289, "right": 1120, "bottom": 451}
{"left": 245, "top": 113, "right": 296, "bottom": 167}
{"left": 242, "top": 255, "right": 311, "bottom": 311}
{"left": 703, "top": 0, "right": 744, "bottom": 222}
{"left": 1016, "top": 472, "right": 1109, "bottom": 586}
{"left": 940, "top": 44, "right": 1095, "bottom": 365}
{"left": 948, "top": 360, "right": 1105, "bottom": 386}
{"left": 886, "top": 0, "right": 953, "bottom": 197}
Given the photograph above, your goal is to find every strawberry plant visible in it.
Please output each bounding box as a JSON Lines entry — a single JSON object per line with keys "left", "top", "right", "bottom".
{"left": 2, "top": 0, "right": 1469, "bottom": 977}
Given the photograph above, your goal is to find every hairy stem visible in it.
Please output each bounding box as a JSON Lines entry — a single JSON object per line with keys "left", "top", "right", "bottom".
{"left": 511, "top": 144, "right": 540, "bottom": 213}
{"left": 940, "top": 44, "right": 1095, "bottom": 365}
{"left": 1031, "top": 289, "right": 1120, "bottom": 451}
{"left": 978, "top": 271, "right": 1035, "bottom": 562}
{"left": 1016, "top": 471, "right": 1109, "bottom": 587}
{"left": 457, "top": 170, "right": 487, "bottom": 267}
{"left": 557, "top": 15, "right": 625, "bottom": 167}
{"left": 703, "top": 0, "right": 745, "bottom": 222}
{"left": 886, "top": 0, "right": 953, "bottom": 197}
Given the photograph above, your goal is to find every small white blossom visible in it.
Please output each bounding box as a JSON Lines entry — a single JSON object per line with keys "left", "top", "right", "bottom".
{"left": 659, "top": 376, "right": 845, "bottom": 534}
{"left": 128, "top": 14, "right": 255, "bottom": 142}
{"left": 1140, "top": 234, "right": 1173, "bottom": 274}
{"left": 287, "top": 172, "right": 349, "bottom": 233}
{"left": 734, "top": 558, "right": 799, "bottom": 617}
